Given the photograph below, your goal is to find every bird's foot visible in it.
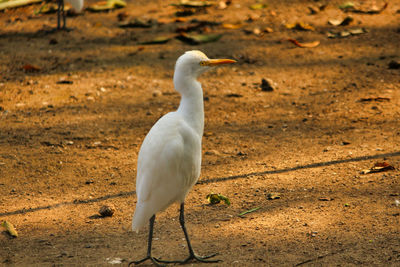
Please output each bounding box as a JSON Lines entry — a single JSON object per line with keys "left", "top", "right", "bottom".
{"left": 128, "top": 256, "right": 165, "bottom": 267}
{"left": 154, "top": 252, "right": 220, "bottom": 264}
{"left": 183, "top": 252, "right": 221, "bottom": 264}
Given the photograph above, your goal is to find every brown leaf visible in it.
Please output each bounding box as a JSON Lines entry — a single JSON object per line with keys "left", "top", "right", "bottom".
{"left": 361, "top": 162, "right": 395, "bottom": 174}
{"left": 22, "top": 64, "right": 41, "bottom": 72}
{"left": 176, "top": 32, "right": 222, "bottom": 45}
{"left": 288, "top": 39, "right": 320, "bottom": 48}
{"left": 264, "top": 27, "right": 274, "bottom": 33}
{"left": 267, "top": 192, "right": 281, "bottom": 200}
{"left": 128, "top": 46, "right": 145, "bottom": 56}
{"left": 286, "top": 22, "right": 315, "bottom": 31}
{"left": 222, "top": 23, "right": 243, "bottom": 29}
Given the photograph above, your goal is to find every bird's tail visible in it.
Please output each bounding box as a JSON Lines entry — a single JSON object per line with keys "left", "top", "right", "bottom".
{"left": 132, "top": 203, "right": 154, "bottom": 233}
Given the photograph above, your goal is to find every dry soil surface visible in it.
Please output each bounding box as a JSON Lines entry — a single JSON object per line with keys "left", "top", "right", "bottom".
{"left": 1, "top": 0, "right": 400, "bottom": 266}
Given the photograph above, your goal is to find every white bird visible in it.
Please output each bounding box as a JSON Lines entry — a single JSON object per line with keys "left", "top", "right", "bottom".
{"left": 56, "top": 0, "right": 84, "bottom": 30}
{"left": 130, "top": 51, "right": 236, "bottom": 266}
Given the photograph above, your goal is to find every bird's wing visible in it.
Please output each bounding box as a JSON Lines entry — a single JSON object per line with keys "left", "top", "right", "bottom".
{"left": 65, "top": 0, "right": 84, "bottom": 12}
{"left": 136, "top": 112, "right": 201, "bottom": 207}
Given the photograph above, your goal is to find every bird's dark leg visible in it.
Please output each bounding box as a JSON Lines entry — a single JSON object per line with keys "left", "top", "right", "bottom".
{"left": 61, "top": 0, "right": 66, "bottom": 29}
{"left": 56, "top": 0, "right": 62, "bottom": 30}
{"left": 128, "top": 215, "right": 164, "bottom": 267}
{"left": 154, "top": 203, "right": 220, "bottom": 264}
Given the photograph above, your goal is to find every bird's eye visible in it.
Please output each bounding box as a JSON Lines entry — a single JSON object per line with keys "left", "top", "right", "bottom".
{"left": 199, "top": 61, "right": 207, "bottom": 66}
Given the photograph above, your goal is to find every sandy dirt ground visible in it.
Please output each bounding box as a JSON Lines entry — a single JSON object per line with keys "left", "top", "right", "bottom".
{"left": 1, "top": 0, "right": 400, "bottom": 266}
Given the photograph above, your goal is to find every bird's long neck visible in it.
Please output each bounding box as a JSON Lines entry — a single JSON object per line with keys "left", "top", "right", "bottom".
{"left": 174, "top": 73, "right": 204, "bottom": 137}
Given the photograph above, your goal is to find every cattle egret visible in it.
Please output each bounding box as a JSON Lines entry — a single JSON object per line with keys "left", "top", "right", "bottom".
{"left": 57, "top": 0, "right": 84, "bottom": 30}
{"left": 130, "top": 51, "right": 236, "bottom": 266}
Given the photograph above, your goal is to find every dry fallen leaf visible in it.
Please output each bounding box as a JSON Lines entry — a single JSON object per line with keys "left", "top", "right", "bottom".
{"left": 87, "top": 0, "right": 126, "bottom": 12}
{"left": 327, "top": 28, "right": 367, "bottom": 38}
{"left": 176, "top": 32, "right": 222, "bottom": 45}
{"left": 286, "top": 22, "right": 315, "bottom": 31}
{"left": 349, "top": 28, "right": 366, "bottom": 35}
{"left": 264, "top": 27, "right": 273, "bottom": 33}
{"left": 339, "top": 1, "right": 355, "bottom": 10}
{"left": 1, "top": 221, "right": 18, "bottom": 238}
{"left": 328, "top": 16, "right": 353, "bottom": 26}
{"left": 288, "top": 39, "right": 320, "bottom": 48}
{"left": 267, "top": 192, "right": 281, "bottom": 200}
{"left": 0, "top": 0, "right": 42, "bottom": 11}
{"left": 119, "top": 18, "right": 155, "bottom": 28}
{"left": 139, "top": 36, "right": 173, "bottom": 45}
{"left": 361, "top": 162, "right": 395, "bottom": 174}
{"left": 222, "top": 23, "right": 243, "bottom": 29}
{"left": 340, "top": 2, "right": 388, "bottom": 14}
{"left": 22, "top": 64, "right": 41, "bottom": 72}
{"left": 172, "top": 0, "right": 213, "bottom": 8}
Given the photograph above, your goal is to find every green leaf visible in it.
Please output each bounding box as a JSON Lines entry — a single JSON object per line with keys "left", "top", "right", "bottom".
{"left": 206, "top": 193, "right": 230, "bottom": 205}
{"left": 249, "top": 3, "right": 267, "bottom": 10}
{"left": 238, "top": 207, "right": 261, "bottom": 216}
{"left": 339, "top": 2, "right": 354, "bottom": 9}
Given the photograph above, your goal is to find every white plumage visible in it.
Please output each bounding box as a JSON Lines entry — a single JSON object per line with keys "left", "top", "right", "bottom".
{"left": 132, "top": 111, "right": 202, "bottom": 231}
{"left": 129, "top": 51, "right": 235, "bottom": 266}
{"left": 66, "top": 0, "right": 84, "bottom": 12}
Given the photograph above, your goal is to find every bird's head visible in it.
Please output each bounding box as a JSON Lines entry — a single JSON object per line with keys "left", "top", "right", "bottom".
{"left": 175, "top": 50, "right": 236, "bottom": 79}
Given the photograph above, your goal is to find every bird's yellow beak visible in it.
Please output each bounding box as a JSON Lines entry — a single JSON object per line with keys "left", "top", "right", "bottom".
{"left": 200, "top": 59, "right": 236, "bottom": 66}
